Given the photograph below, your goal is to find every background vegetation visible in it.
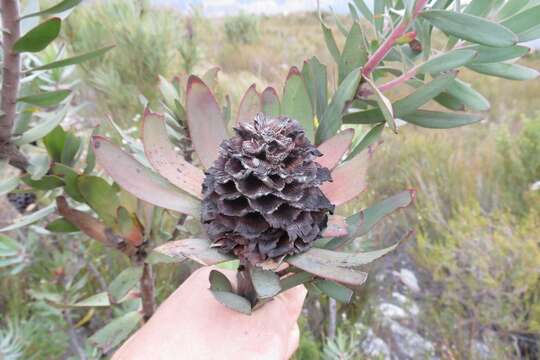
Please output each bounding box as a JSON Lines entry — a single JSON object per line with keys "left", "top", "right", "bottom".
{"left": 1, "top": 0, "right": 539, "bottom": 358}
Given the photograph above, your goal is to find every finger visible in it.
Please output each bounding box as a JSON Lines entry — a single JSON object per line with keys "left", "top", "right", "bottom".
{"left": 285, "top": 323, "right": 300, "bottom": 359}
{"left": 278, "top": 284, "right": 307, "bottom": 320}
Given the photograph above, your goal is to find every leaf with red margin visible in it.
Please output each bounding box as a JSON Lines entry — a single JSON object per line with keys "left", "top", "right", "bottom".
{"left": 142, "top": 109, "right": 204, "bottom": 199}
{"left": 261, "top": 87, "right": 280, "bottom": 117}
{"left": 237, "top": 84, "right": 262, "bottom": 124}
{"left": 186, "top": 75, "right": 228, "bottom": 169}
{"left": 92, "top": 136, "right": 200, "bottom": 216}
{"left": 321, "top": 143, "right": 378, "bottom": 206}
{"left": 316, "top": 128, "right": 354, "bottom": 170}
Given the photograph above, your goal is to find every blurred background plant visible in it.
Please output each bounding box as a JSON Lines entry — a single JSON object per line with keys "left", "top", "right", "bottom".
{"left": 1, "top": 0, "right": 540, "bottom": 358}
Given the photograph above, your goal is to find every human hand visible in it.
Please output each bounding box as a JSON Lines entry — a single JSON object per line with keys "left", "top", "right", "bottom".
{"left": 113, "top": 267, "right": 307, "bottom": 360}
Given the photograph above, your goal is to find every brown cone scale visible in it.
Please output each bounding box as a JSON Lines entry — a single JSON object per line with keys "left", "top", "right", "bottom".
{"left": 201, "top": 114, "right": 335, "bottom": 264}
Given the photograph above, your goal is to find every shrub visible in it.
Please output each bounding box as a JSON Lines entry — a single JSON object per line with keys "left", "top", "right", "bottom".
{"left": 224, "top": 13, "right": 260, "bottom": 44}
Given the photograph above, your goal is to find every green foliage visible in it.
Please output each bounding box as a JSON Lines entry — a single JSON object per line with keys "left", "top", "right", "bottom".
{"left": 224, "top": 13, "right": 260, "bottom": 44}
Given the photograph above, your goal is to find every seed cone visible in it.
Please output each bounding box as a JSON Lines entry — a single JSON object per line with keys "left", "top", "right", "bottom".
{"left": 201, "top": 114, "right": 334, "bottom": 264}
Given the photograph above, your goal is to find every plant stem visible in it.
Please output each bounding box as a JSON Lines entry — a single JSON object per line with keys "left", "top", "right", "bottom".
{"left": 62, "top": 310, "right": 87, "bottom": 360}
{"left": 140, "top": 262, "right": 156, "bottom": 321}
{"left": 0, "top": 0, "right": 28, "bottom": 171}
{"left": 362, "top": 0, "right": 428, "bottom": 77}
{"left": 237, "top": 263, "right": 257, "bottom": 305}
{"left": 379, "top": 66, "right": 419, "bottom": 93}
{"left": 327, "top": 298, "right": 337, "bottom": 340}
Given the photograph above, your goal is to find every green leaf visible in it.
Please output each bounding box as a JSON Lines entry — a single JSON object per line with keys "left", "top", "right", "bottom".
{"left": 280, "top": 271, "right": 313, "bottom": 292}
{"left": 467, "top": 63, "right": 539, "bottom": 80}
{"left": 0, "top": 177, "right": 19, "bottom": 196}
{"left": 325, "top": 190, "right": 416, "bottom": 250}
{"left": 401, "top": 110, "right": 483, "bottom": 128}
{"left": 501, "top": 4, "right": 540, "bottom": 41}
{"left": 13, "top": 107, "right": 68, "bottom": 146}
{"left": 420, "top": 10, "right": 517, "bottom": 47}
{"left": 52, "top": 164, "right": 84, "bottom": 202}
{"left": 339, "top": 23, "right": 368, "bottom": 83}
{"left": 313, "top": 280, "right": 353, "bottom": 303}
{"left": 20, "top": 0, "right": 82, "bottom": 19}
{"left": 321, "top": 23, "right": 340, "bottom": 63}
{"left": 46, "top": 218, "right": 79, "bottom": 233}
{"left": 109, "top": 267, "right": 143, "bottom": 302}
{"left": 77, "top": 175, "right": 120, "bottom": 226}
{"left": 210, "top": 291, "right": 252, "bottom": 315}
{"left": 92, "top": 136, "right": 201, "bottom": 216}
{"left": 0, "top": 203, "right": 56, "bottom": 232}
{"left": 21, "top": 174, "right": 64, "bottom": 190}
{"left": 90, "top": 311, "right": 142, "bottom": 352}
{"left": 317, "top": 68, "right": 362, "bottom": 143}
{"left": 0, "top": 235, "right": 22, "bottom": 256}
{"left": 468, "top": 45, "right": 529, "bottom": 63}
{"left": 287, "top": 253, "right": 368, "bottom": 286}
{"left": 363, "top": 76, "right": 396, "bottom": 132}
{"left": 282, "top": 67, "right": 314, "bottom": 141}
{"left": 250, "top": 267, "right": 281, "bottom": 299}
{"left": 27, "top": 45, "right": 114, "bottom": 72}
{"left": 353, "top": 0, "right": 373, "bottom": 22}
{"left": 17, "top": 90, "right": 70, "bottom": 107}
{"left": 301, "top": 56, "right": 327, "bottom": 121}
{"left": 61, "top": 132, "right": 81, "bottom": 165}
{"left": 13, "top": 18, "right": 62, "bottom": 53}
{"left": 71, "top": 292, "right": 110, "bottom": 307}
{"left": 43, "top": 126, "right": 67, "bottom": 162}
{"left": 464, "top": 0, "right": 497, "bottom": 17}
{"left": 516, "top": 24, "right": 540, "bottom": 42}
{"left": 153, "top": 238, "right": 233, "bottom": 266}
{"left": 434, "top": 92, "right": 466, "bottom": 111}
{"left": 444, "top": 79, "right": 490, "bottom": 111}
{"left": 261, "top": 87, "right": 280, "bottom": 117}
{"left": 347, "top": 123, "right": 385, "bottom": 159}
{"left": 395, "top": 74, "right": 456, "bottom": 116}
{"left": 343, "top": 108, "right": 383, "bottom": 124}
{"left": 497, "top": 0, "right": 528, "bottom": 20}
{"left": 417, "top": 49, "right": 477, "bottom": 74}
{"left": 209, "top": 270, "right": 233, "bottom": 292}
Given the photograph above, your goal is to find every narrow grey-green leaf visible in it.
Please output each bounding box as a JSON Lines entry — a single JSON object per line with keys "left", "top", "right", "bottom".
{"left": 210, "top": 291, "right": 252, "bottom": 315}
{"left": 325, "top": 190, "right": 415, "bottom": 250}
{"left": 109, "top": 267, "right": 143, "bottom": 302}
{"left": 420, "top": 10, "right": 517, "bottom": 47}
{"left": 90, "top": 311, "right": 142, "bottom": 352}
{"left": 321, "top": 23, "right": 340, "bottom": 63}
{"left": 0, "top": 203, "right": 56, "bottom": 232}
{"left": 417, "top": 49, "right": 477, "bottom": 74}
{"left": 317, "top": 68, "right": 362, "bottom": 143}
{"left": 13, "top": 18, "right": 61, "bottom": 53}
{"left": 467, "top": 62, "right": 539, "bottom": 80}
{"left": 347, "top": 123, "right": 385, "bottom": 159}
{"left": 302, "top": 56, "right": 327, "bottom": 121}
{"left": 20, "top": 0, "right": 82, "bottom": 19}
{"left": 282, "top": 67, "right": 314, "bottom": 141}
{"left": 401, "top": 110, "right": 483, "bottom": 128}
{"left": 17, "top": 90, "right": 71, "bottom": 107}
{"left": 0, "top": 177, "right": 19, "bottom": 196}
{"left": 250, "top": 267, "right": 281, "bottom": 299}
{"left": 468, "top": 45, "right": 529, "bottom": 63}
{"left": 501, "top": 4, "right": 540, "bottom": 40}
{"left": 395, "top": 74, "right": 455, "bottom": 116}
{"left": 363, "top": 76, "right": 395, "bottom": 132}
{"left": 445, "top": 79, "right": 490, "bottom": 111}
{"left": 353, "top": 0, "right": 373, "bottom": 22}
{"left": 314, "top": 280, "right": 354, "bottom": 303}
{"left": 209, "top": 270, "right": 233, "bottom": 292}
{"left": 339, "top": 23, "right": 368, "bottom": 83}
{"left": 497, "top": 0, "right": 528, "bottom": 20}
{"left": 27, "top": 45, "right": 114, "bottom": 72}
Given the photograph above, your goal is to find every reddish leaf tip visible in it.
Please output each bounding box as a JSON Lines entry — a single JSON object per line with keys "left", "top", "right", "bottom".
{"left": 286, "top": 66, "right": 301, "bottom": 80}
{"left": 262, "top": 86, "right": 278, "bottom": 96}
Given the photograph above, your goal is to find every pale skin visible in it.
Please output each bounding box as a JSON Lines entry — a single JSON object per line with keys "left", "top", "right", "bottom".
{"left": 113, "top": 267, "right": 307, "bottom": 360}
